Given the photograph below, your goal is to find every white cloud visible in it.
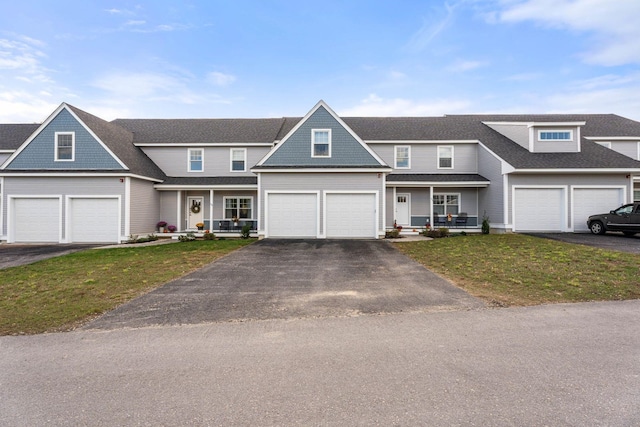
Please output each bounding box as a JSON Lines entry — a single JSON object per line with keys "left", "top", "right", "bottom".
{"left": 0, "top": 90, "right": 58, "bottom": 122}
{"left": 207, "top": 71, "right": 237, "bottom": 87}
{"left": 446, "top": 59, "right": 488, "bottom": 72}
{"left": 92, "top": 72, "right": 191, "bottom": 99}
{"left": 404, "top": 2, "right": 461, "bottom": 52}
{"left": 496, "top": 0, "right": 640, "bottom": 66}
{"left": 340, "top": 94, "right": 471, "bottom": 117}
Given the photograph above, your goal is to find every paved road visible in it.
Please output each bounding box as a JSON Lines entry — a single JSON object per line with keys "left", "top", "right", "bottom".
{"left": 85, "top": 239, "right": 482, "bottom": 330}
{"left": 2, "top": 301, "right": 639, "bottom": 426}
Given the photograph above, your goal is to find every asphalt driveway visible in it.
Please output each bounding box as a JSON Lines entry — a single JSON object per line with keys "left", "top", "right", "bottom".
{"left": 85, "top": 239, "right": 483, "bottom": 330}
{"left": 0, "top": 244, "right": 101, "bottom": 269}
{"left": 531, "top": 232, "right": 640, "bottom": 254}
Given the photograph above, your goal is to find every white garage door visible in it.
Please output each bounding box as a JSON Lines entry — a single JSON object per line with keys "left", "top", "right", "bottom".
{"left": 326, "top": 193, "right": 376, "bottom": 238}
{"left": 514, "top": 188, "right": 565, "bottom": 232}
{"left": 12, "top": 198, "right": 60, "bottom": 242}
{"left": 69, "top": 198, "right": 120, "bottom": 243}
{"left": 573, "top": 188, "right": 624, "bottom": 232}
{"left": 267, "top": 193, "right": 317, "bottom": 238}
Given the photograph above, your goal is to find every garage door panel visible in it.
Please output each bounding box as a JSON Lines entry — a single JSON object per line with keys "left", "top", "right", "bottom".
{"left": 326, "top": 193, "right": 376, "bottom": 238}
{"left": 13, "top": 198, "right": 60, "bottom": 242}
{"left": 514, "top": 188, "right": 564, "bottom": 232}
{"left": 267, "top": 193, "right": 317, "bottom": 238}
{"left": 69, "top": 198, "right": 120, "bottom": 243}
{"left": 573, "top": 188, "right": 623, "bottom": 232}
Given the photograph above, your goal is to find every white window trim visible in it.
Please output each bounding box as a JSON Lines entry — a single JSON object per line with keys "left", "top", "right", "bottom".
{"left": 223, "top": 196, "right": 254, "bottom": 220}
{"left": 394, "top": 145, "right": 411, "bottom": 169}
{"left": 311, "top": 129, "right": 332, "bottom": 158}
{"left": 433, "top": 192, "right": 461, "bottom": 215}
{"left": 437, "top": 145, "right": 454, "bottom": 170}
{"left": 538, "top": 129, "right": 573, "bottom": 141}
{"left": 54, "top": 132, "right": 75, "bottom": 162}
{"left": 188, "top": 148, "right": 204, "bottom": 172}
{"left": 230, "top": 148, "right": 247, "bottom": 172}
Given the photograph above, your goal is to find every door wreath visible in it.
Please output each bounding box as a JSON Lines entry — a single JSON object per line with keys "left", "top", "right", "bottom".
{"left": 191, "top": 200, "right": 201, "bottom": 214}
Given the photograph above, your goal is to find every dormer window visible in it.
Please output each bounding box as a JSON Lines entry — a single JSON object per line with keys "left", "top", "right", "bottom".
{"left": 539, "top": 130, "right": 572, "bottom": 141}
{"left": 312, "top": 129, "right": 331, "bottom": 157}
{"left": 55, "top": 132, "right": 74, "bottom": 161}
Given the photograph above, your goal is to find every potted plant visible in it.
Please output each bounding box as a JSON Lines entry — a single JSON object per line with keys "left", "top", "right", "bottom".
{"left": 156, "top": 220, "right": 167, "bottom": 233}
{"left": 167, "top": 224, "right": 177, "bottom": 233}
{"left": 196, "top": 222, "right": 204, "bottom": 230}
{"left": 232, "top": 216, "right": 239, "bottom": 227}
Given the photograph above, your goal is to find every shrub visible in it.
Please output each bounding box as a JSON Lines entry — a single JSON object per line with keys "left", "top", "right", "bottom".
{"left": 481, "top": 213, "right": 490, "bottom": 234}
{"left": 203, "top": 232, "right": 216, "bottom": 240}
{"left": 385, "top": 229, "right": 400, "bottom": 238}
{"left": 423, "top": 228, "right": 450, "bottom": 238}
{"left": 178, "top": 232, "right": 197, "bottom": 242}
{"left": 241, "top": 223, "right": 252, "bottom": 239}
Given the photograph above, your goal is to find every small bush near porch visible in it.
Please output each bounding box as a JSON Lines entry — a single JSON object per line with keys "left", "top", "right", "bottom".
{"left": 0, "top": 239, "right": 253, "bottom": 335}
{"left": 396, "top": 234, "right": 640, "bottom": 307}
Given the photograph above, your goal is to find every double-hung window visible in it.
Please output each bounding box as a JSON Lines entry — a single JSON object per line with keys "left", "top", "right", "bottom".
{"left": 438, "top": 146, "right": 453, "bottom": 169}
{"left": 230, "top": 148, "right": 246, "bottom": 172}
{"left": 188, "top": 148, "right": 203, "bottom": 172}
{"left": 55, "top": 132, "right": 74, "bottom": 161}
{"left": 312, "top": 129, "right": 331, "bottom": 157}
{"left": 433, "top": 194, "right": 459, "bottom": 215}
{"left": 395, "top": 146, "right": 410, "bottom": 169}
{"left": 224, "top": 197, "right": 253, "bottom": 219}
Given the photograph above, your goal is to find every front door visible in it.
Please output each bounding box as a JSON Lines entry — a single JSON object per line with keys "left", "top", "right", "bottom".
{"left": 396, "top": 194, "right": 410, "bottom": 226}
{"left": 187, "top": 196, "right": 204, "bottom": 229}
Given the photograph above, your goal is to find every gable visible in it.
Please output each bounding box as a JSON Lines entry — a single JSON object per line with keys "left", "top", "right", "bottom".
{"left": 258, "top": 103, "right": 387, "bottom": 168}
{"left": 3, "top": 107, "right": 124, "bottom": 170}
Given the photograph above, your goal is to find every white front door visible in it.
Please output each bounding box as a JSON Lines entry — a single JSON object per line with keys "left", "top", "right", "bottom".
{"left": 187, "top": 196, "right": 204, "bottom": 229}
{"left": 396, "top": 193, "right": 410, "bottom": 226}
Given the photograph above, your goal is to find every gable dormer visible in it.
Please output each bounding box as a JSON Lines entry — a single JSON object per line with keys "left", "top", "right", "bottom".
{"left": 484, "top": 120, "right": 586, "bottom": 153}
{"left": 2, "top": 103, "right": 126, "bottom": 170}
{"left": 254, "top": 100, "right": 388, "bottom": 169}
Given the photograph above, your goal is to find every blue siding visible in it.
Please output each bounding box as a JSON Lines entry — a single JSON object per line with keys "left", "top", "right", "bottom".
{"left": 263, "top": 106, "right": 381, "bottom": 167}
{"left": 6, "top": 108, "right": 123, "bottom": 169}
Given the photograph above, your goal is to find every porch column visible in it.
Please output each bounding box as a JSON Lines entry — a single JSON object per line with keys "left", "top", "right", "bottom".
{"left": 429, "top": 186, "right": 434, "bottom": 226}
{"left": 177, "top": 190, "right": 182, "bottom": 231}
{"left": 209, "top": 189, "right": 214, "bottom": 231}
{"left": 392, "top": 186, "right": 397, "bottom": 226}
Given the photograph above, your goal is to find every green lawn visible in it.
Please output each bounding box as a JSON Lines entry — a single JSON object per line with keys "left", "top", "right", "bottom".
{"left": 396, "top": 234, "right": 640, "bottom": 306}
{"left": 0, "top": 239, "right": 253, "bottom": 335}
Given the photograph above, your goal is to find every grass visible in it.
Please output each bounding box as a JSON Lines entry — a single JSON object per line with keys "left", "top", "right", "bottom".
{"left": 0, "top": 239, "right": 253, "bottom": 335}
{"left": 396, "top": 234, "right": 640, "bottom": 307}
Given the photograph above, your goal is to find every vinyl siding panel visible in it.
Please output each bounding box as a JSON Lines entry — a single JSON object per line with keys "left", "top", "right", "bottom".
{"left": 141, "top": 146, "right": 270, "bottom": 177}
{"left": 2, "top": 176, "right": 126, "bottom": 238}
{"left": 259, "top": 173, "right": 384, "bottom": 235}
{"left": 533, "top": 126, "right": 580, "bottom": 153}
{"left": 5, "top": 109, "right": 123, "bottom": 170}
{"left": 610, "top": 141, "right": 639, "bottom": 160}
{"left": 0, "top": 153, "right": 10, "bottom": 165}
{"left": 484, "top": 124, "right": 529, "bottom": 149}
{"left": 159, "top": 192, "right": 178, "bottom": 229}
{"left": 263, "top": 106, "right": 381, "bottom": 167}
{"left": 129, "top": 178, "right": 160, "bottom": 234}
{"left": 370, "top": 143, "right": 478, "bottom": 173}
{"left": 477, "top": 146, "right": 505, "bottom": 225}
{"left": 390, "top": 187, "right": 479, "bottom": 227}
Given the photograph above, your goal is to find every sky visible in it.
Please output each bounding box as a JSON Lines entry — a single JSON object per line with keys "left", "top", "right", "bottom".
{"left": 2, "top": 0, "right": 640, "bottom": 123}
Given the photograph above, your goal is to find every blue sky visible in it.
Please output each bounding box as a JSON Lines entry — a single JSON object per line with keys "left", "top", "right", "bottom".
{"left": 2, "top": 0, "right": 640, "bottom": 122}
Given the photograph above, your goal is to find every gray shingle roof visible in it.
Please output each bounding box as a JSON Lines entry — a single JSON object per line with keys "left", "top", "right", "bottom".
{"left": 112, "top": 118, "right": 287, "bottom": 144}
{"left": 67, "top": 105, "right": 166, "bottom": 180}
{"left": 0, "top": 124, "right": 40, "bottom": 150}
{"left": 387, "top": 173, "right": 489, "bottom": 183}
{"left": 160, "top": 176, "right": 257, "bottom": 186}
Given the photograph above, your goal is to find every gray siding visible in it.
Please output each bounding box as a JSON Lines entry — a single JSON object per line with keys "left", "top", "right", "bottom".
{"left": 484, "top": 123, "right": 529, "bottom": 149}
{"left": 2, "top": 176, "right": 126, "bottom": 238}
{"left": 259, "top": 172, "right": 384, "bottom": 235}
{"left": 129, "top": 178, "right": 160, "bottom": 234}
{"left": 371, "top": 143, "right": 478, "bottom": 173}
{"left": 0, "top": 153, "right": 10, "bottom": 165}
{"left": 477, "top": 146, "right": 505, "bottom": 225}
{"left": 533, "top": 126, "right": 580, "bottom": 153}
{"left": 390, "top": 187, "right": 479, "bottom": 227}
{"left": 610, "top": 141, "right": 639, "bottom": 160}
{"left": 5, "top": 109, "right": 123, "bottom": 170}
{"left": 263, "top": 106, "right": 382, "bottom": 167}
{"left": 141, "top": 146, "right": 270, "bottom": 177}
{"left": 159, "top": 192, "right": 178, "bottom": 230}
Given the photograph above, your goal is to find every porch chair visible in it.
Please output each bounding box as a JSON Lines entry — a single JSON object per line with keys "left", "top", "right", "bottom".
{"left": 433, "top": 213, "right": 447, "bottom": 226}
{"left": 455, "top": 212, "right": 468, "bottom": 227}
